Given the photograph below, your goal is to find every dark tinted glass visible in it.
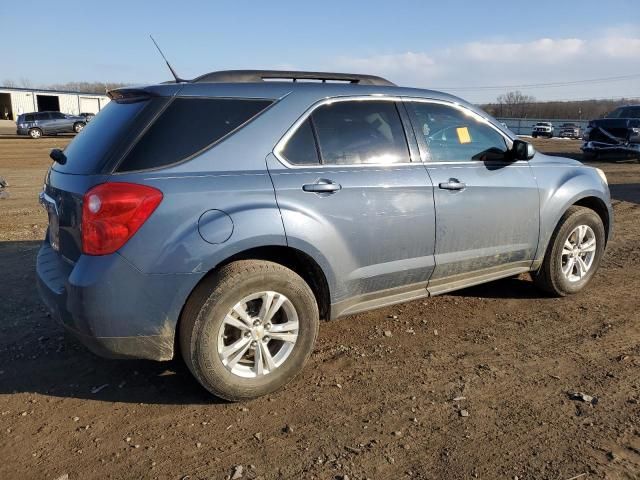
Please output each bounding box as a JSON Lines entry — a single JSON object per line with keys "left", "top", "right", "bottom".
{"left": 54, "top": 99, "right": 150, "bottom": 174}
{"left": 620, "top": 107, "right": 640, "bottom": 118}
{"left": 311, "top": 101, "right": 410, "bottom": 165}
{"left": 36, "top": 113, "right": 50, "bottom": 120}
{"left": 410, "top": 102, "right": 508, "bottom": 162}
{"left": 281, "top": 119, "right": 319, "bottom": 165}
{"left": 607, "top": 107, "right": 640, "bottom": 119}
{"left": 25, "top": 114, "right": 34, "bottom": 122}
{"left": 51, "top": 112, "right": 66, "bottom": 119}
{"left": 117, "top": 98, "right": 272, "bottom": 172}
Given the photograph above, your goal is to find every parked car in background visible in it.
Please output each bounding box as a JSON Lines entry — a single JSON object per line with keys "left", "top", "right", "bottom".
{"left": 532, "top": 122, "right": 554, "bottom": 138}
{"left": 37, "top": 70, "right": 612, "bottom": 401}
{"left": 78, "top": 112, "right": 96, "bottom": 123}
{"left": 582, "top": 105, "right": 640, "bottom": 160}
{"left": 558, "top": 123, "right": 582, "bottom": 139}
{"left": 16, "top": 111, "right": 86, "bottom": 139}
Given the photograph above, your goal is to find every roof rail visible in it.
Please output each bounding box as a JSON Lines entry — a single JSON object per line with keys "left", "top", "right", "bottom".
{"left": 190, "top": 70, "right": 395, "bottom": 86}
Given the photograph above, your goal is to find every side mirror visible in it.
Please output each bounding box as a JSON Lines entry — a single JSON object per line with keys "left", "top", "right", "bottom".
{"left": 512, "top": 139, "right": 535, "bottom": 161}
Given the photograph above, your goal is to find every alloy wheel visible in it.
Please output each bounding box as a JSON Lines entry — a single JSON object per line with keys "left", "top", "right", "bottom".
{"left": 560, "top": 225, "right": 596, "bottom": 282}
{"left": 217, "top": 291, "right": 299, "bottom": 378}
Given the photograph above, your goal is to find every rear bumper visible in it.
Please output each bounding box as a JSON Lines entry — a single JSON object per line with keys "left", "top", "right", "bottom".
{"left": 36, "top": 241, "right": 202, "bottom": 361}
{"left": 16, "top": 127, "right": 29, "bottom": 135}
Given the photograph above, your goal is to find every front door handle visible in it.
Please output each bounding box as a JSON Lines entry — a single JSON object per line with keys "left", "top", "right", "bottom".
{"left": 438, "top": 178, "right": 466, "bottom": 191}
{"left": 302, "top": 179, "right": 342, "bottom": 193}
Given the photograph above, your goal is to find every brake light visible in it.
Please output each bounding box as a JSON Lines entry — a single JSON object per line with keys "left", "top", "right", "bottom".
{"left": 81, "top": 183, "right": 163, "bottom": 255}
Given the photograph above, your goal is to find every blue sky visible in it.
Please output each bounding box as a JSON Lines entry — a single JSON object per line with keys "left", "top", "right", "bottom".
{"left": 2, "top": 0, "right": 639, "bottom": 102}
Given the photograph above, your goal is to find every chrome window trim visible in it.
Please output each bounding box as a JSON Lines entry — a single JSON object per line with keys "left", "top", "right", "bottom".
{"left": 272, "top": 95, "right": 416, "bottom": 169}
{"left": 273, "top": 95, "right": 516, "bottom": 169}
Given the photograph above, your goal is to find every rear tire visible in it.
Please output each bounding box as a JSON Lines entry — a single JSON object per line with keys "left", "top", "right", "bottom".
{"left": 533, "top": 206, "right": 605, "bottom": 296}
{"left": 179, "top": 260, "right": 319, "bottom": 401}
{"left": 29, "top": 128, "right": 42, "bottom": 139}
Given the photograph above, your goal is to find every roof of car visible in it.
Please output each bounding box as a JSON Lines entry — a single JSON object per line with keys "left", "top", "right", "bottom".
{"left": 112, "top": 70, "right": 517, "bottom": 138}
{"left": 114, "top": 70, "right": 468, "bottom": 104}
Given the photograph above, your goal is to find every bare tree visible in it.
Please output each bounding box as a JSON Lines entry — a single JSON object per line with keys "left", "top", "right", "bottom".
{"left": 19, "top": 77, "right": 32, "bottom": 88}
{"left": 495, "top": 91, "right": 536, "bottom": 118}
{"left": 46, "top": 81, "right": 130, "bottom": 94}
{"left": 2, "top": 79, "right": 17, "bottom": 88}
{"left": 482, "top": 97, "right": 639, "bottom": 120}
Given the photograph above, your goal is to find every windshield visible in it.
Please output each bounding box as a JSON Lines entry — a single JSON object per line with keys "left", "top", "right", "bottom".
{"left": 607, "top": 106, "right": 640, "bottom": 119}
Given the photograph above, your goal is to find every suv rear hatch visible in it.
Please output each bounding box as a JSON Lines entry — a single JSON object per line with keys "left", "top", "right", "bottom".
{"left": 43, "top": 87, "right": 274, "bottom": 263}
{"left": 43, "top": 89, "right": 170, "bottom": 263}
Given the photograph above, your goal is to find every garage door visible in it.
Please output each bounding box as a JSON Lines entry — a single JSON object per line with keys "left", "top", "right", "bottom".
{"left": 79, "top": 97, "right": 100, "bottom": 114}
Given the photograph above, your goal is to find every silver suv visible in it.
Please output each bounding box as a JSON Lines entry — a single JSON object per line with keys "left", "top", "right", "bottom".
{"left": 37, "top": 70, "right": 612, "bottom": 401}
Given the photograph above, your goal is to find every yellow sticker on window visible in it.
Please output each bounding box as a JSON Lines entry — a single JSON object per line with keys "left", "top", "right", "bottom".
{"left": 456, "top": 127, "right": 471, "bottom": 144}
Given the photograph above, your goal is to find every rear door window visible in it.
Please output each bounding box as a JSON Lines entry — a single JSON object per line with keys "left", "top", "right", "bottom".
{"left": 311, "top": 101, "right": 410, "bottom": 165}
{"left": 25, "top": 114, "right": 34, "bottom": 122}
{"left": 116, "top": 98, "right": 272, "bottom": 172}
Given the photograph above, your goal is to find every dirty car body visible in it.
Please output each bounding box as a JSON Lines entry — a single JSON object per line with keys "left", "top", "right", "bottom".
{"left": 582, "top": 105, "right": 640, "bottom": 158}
{"left": 35, "top": 70, "right": 613, "bottom": 399}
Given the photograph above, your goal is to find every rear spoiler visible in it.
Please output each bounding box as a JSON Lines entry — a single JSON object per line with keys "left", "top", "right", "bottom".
{"left": 107, "top": 88, "right": 154, "bottom": 103}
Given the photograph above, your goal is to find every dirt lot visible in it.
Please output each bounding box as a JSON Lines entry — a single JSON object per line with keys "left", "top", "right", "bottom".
{"left": 0, "top": 137, "right": 639, "bottom": 480}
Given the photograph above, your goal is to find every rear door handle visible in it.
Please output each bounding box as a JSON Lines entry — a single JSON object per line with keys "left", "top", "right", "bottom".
{"left": 438, "top": 178, "right": 466, "bottom": 191}
{"left": 302, "top": 179, "right": 342, "bottom": 193}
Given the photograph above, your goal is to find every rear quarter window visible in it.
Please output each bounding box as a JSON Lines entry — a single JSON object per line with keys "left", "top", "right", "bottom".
{"left": 115, "top": 98, "right": 272, "bottom": 172}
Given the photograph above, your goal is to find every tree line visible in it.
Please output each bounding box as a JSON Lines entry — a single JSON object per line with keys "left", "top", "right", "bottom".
{"left": 482, "top": 90, "right": 638, "bottom": 120}
{"left": 2, "top": 79, "right": 129, "bottom": 94}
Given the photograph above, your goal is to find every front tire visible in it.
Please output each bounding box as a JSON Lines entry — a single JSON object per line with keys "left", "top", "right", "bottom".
{"left": 73, "top": 122, "right": 85, "bottom": 133}
{"left": 179, "top": 260, "right": 319, "bottom": 401}
{"left": 533, "top": 206, "right": 605, "bottom": 296}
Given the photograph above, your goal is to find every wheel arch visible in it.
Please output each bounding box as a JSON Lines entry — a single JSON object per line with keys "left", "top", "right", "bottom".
{"left": 173, "top": 245, "right": 331, "bottom": 359}
{"left": 573, "top": 195, "right": 610, "bottom": 244}
{"left": 534, "top": 192, "right": 612, "bottom": 270}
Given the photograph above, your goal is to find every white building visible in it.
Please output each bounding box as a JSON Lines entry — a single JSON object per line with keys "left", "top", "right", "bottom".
{"left": 0, "top": 86, "right": 110, "bottom": 121}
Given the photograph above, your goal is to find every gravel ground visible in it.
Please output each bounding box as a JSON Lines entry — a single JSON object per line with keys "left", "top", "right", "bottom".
{"left": 0, "top": 137, "right": 639, "bottom": 480}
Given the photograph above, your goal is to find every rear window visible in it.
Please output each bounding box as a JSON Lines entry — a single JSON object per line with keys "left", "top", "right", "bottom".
{"left": 54, "top": 99, "right": 152, "bottom": 175}
{"left": 115, "top": 98, "right": 272, "bottom": 172}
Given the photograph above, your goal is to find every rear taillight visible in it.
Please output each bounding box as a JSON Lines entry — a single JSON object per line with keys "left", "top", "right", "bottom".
{"left": 81, "top": 182, "right": 163, "bottom": 256}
